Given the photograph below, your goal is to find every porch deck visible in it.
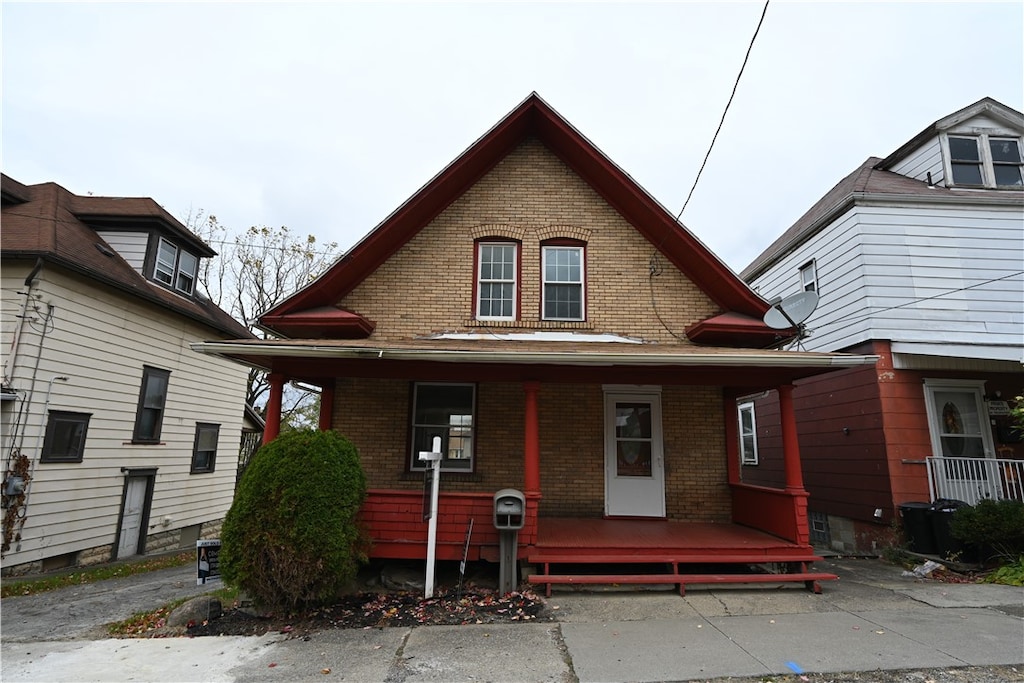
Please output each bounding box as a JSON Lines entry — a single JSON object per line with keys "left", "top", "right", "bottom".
{"left": 526, "top": 518, "right": 836, "bottom": 596}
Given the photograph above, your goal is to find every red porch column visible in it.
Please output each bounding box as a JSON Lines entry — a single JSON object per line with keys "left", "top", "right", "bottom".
{"left": 723, "top": 392, "right": 741, "bottom": 485}
{"left": 523, "top": 381, "right": 540, "bottom": 496}
{"left": 779, "top": 384, "right": 806, "bottom": 493}
{"left": 318, "top": 379, "right": 335, "bottom": 431}
{"left": 263, "top": 373, "right": 285, "bottom": 444}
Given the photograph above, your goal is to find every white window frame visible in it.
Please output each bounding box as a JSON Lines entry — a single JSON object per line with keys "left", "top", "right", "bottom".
{"left": 738, "top": 401, "right": 759, "bottom": 465}
{"left": 799, "top": 260, "right": 817, "bottom": 293}
{"left": 922, "top": 378, "right": 995, "bottom": 459}
{"left": 542, "top": 245, "right": 585, "bottom": 321}
{"left": 476, "top": 242, "right": 517, "bottom": 320}
{"left": 943, "top": 132, "right": 1024, "bottom": 188}
{"left": 153, "top": 237, "right": 198, "bottom": 295}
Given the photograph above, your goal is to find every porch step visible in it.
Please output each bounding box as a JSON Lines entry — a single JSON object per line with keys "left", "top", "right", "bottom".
{"left": 528, "top": 553, "right": 824, "bottom": 566}
{"left": 527, "top": 571, "right": 837, "bottom": 597}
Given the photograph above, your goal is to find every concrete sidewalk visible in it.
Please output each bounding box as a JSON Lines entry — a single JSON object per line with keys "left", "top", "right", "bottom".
{"left": 2, "top": 557, "right": 1022, "bottom": 682}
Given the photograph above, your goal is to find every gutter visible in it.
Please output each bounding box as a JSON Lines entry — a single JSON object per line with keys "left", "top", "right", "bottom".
{"left": 190, "top": 341, "right": 879, "bottom": 369}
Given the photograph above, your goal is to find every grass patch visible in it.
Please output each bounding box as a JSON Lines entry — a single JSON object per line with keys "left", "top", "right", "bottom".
{"left": 1, "top": 551, "right": 192, "bottom": 599}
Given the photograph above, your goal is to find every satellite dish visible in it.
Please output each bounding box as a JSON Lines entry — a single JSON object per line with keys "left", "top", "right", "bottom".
{"left": 763, "top": 290, "right": 819, "bottom": 330}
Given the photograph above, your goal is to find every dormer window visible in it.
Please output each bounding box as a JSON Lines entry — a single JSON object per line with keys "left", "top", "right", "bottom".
{"left": 154, "top": 237, "right": 198, "bottom": 295}
{"left": 947, "top": 134, "right": 1023, "bottom": 188}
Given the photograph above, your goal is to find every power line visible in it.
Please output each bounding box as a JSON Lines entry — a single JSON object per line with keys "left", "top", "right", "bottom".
{"left": 676, "top": 0, "right": 770, "bottom": 224}
{"left": 806, "top": 270, "right": 1024, "bottom": 336}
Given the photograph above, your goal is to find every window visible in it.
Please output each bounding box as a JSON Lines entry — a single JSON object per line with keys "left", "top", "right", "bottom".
{"left": 153, "top": 237, "right": 198, "bottom": 295}
{"left": 41, "top": 411, "right": 90, "bottom": 463}
{"left": 990, "top": 138, "right": 1024, "bottom": 186}
{"left": 738, "top": 402, "right": 758, "bottom": 465}
{"left": 410, "top": 383, "right": 475, "bottom": 472}
{"left": 542, "top": 245, "right": 584, "bottom": 321}
{"left": 191, "top": 423, "right": 220, "bottom": 473}
{"left": 476, "top": 242, "right": 517, "bottom": 320}
{"left": 949, "top": 136, "right": 984, "bottom": 185}
{"left": 133, "top": 366, "right": 170, "bottom": 443}
{"left": 799, "top": 260, "right": 817, "bottom": 293}
{"left": 948, "top": 134, "right": 1024, "bottom": 187}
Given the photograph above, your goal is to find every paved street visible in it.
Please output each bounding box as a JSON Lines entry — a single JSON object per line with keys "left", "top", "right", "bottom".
{"left": 2, "top": 556, "right": 1022, "bottom": 682}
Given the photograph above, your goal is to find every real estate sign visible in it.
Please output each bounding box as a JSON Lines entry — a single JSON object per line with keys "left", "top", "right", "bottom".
{"left": 197, "top": 539, "right": 221, "bottom": 585}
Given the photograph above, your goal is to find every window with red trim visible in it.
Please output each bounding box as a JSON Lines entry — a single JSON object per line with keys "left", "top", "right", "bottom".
{"left": 542, "top": 243, "right": 585, "bottom": 321}
{"left": 476, "top": 242, "right": 518, "bottom": 320}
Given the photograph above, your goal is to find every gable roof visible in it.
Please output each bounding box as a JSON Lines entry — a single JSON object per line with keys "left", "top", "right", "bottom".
{"left": 259, "top": 93, "right": 775, "bottom": 344}
{"left": 742, "top": 98, "right": 1024, "bottom": 282}
{"left": 1, "top": 174, "right": 251, "bottom": 339}
{"left": 877, "top": 97, "right": 1024, "bottom": 171}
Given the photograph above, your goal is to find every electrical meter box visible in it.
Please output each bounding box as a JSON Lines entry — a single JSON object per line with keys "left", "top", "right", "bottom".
{"left": 493, "top": 489, "right": 525, "bottom": 530}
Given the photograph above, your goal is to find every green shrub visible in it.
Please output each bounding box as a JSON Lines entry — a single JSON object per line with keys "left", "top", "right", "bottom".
{"left": 219, "top": 429, "right": 368, "bottom": 610}
{"left": 985, "top": 556, "right": 1024, "bottom": 586}
{"left": 950, "top": 499, "right": 1024, "bottom": 562}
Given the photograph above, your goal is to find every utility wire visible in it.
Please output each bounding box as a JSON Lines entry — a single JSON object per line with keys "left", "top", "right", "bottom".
{"left": 675, "top": 0, "right": 770, "bottom": 225}
{"left": 792, "top": 270, "right": 1024, "bottom": 343}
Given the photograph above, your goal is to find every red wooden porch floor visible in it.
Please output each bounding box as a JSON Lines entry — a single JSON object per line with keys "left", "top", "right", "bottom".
{"left": 527, "top": 518, "right": 835, "bottom": 596}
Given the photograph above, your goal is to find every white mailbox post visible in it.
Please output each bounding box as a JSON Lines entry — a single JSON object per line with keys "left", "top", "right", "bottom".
{"left": 419, "top": 436, "right": 443, "bottom": 598}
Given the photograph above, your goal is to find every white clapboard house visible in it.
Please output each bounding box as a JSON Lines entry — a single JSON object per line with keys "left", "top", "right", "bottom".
{"left": 1, "top": 174, "right": 253, "bottom": 575}
{"left": 738, "top": 98, "right": 1024, "bottom": 552}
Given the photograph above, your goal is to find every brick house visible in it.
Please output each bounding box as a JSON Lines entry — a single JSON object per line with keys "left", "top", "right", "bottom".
{"left": 194, "top": 94, "right": 876, "bottom": 593}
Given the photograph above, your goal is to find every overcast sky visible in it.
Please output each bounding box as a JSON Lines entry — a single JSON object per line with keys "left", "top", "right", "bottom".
{"left": 3, "top": 2, "right": 1022, "bottom": 274}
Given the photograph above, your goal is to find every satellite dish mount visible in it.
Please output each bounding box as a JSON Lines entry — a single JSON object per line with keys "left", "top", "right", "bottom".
{"left": 763, "top": 291, "right": 819, "bottom": 350}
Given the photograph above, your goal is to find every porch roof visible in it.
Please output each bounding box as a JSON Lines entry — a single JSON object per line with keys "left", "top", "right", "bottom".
{"left": 192, "top": 336, "right": 877, "bottom": 379}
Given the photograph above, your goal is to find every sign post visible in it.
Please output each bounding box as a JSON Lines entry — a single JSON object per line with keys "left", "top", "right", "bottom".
{"left": 419, "top": 436, "right": 442, "bottom": 599}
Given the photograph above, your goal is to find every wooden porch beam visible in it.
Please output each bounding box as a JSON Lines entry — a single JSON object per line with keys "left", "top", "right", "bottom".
{"left": 778, "top": 384, "right": 806, "bottom": 493}
{"left": 319, "top": 379, "right": 335, "bottom": 431}
{"left": 524, "top": 380, "right": 540, "bottom": 496}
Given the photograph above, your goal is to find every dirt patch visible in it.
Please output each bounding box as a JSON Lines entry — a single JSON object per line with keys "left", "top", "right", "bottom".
{"left": 183, "top": 588, "right": 552, "bottom": 638}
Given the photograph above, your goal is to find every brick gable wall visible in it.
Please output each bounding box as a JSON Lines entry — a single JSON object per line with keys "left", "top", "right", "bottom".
{"left": 339, "top": 137, "right": 719, "bottom": 342}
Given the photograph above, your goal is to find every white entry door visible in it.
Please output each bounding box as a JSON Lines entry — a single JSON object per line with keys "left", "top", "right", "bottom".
{"left": 923, "top": 380, "right": 996, "bottom": 503}
{"left": 117, "top": 477, "right": 147, "bottom": 558}
{"left": 604, "top": 389, "right": 665, "bottom": 517}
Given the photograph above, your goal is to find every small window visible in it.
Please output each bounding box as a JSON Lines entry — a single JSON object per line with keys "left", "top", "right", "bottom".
{"left": 191, "top": 423, "right": 220, "bottom": 473}
{"left": 133, "top": 366, "right": 170, "bottom": 443}
{"left": 410, "top": 383, "right": 475, "bottom": 472}
{"left": 176, "top": 250, "right": 198, "bottom": 295}
{"left": 542, "top": 245, "right": 584, "bottom": 321}
{"left": 476, "top": 242, "right": 517, "bottom": 320}
{"left": 799, "top": 260, "right": 817, "bottom": 293}
{"left": 738, "top": 401, "right": 758, "bottom": 466}
{"left": 949, "top": 136, "right": 984, "bottom": 185}
{"left": 41, "top": 411, "right": 91, "bottom": 463}
{"left": 990, "top": 138, "right": 1024, "bottom": 187}
{"left": 155, "top": 239, "right": 178, "bottom": 286}
{"left": 153, "top": 237, "right": 197, "bottom": 295}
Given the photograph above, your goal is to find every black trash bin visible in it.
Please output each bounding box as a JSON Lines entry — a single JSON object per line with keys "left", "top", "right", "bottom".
{"left": 930, "top": 499, "right": 969, "bottom": 560}
{"left": 899, "top": 502, "right": 937, "bottom": 554}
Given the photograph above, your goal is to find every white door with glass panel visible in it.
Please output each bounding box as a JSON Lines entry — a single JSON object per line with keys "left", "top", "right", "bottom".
{"left": 924, "top": 380, "right": 996, "bottom": 503}
{"left": 604, "top": 390, "right": 665, "bottom": 517}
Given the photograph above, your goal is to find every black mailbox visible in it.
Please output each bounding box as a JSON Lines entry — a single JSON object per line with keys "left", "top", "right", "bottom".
{"left": 493, "top": 488, "right": 525, "bottom": 530}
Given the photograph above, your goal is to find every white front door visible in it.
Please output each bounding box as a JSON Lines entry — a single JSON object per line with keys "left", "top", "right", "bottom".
{"left": 923, "top": 380, "right": 996, "bottom": 503}
{"left": 117, "top": 477, "right": 147, "bottom": 558}
{"left": 604, "top": 389, "right": 665, "bottom": 517}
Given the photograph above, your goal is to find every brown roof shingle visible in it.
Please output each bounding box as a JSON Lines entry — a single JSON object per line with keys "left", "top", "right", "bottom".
{"left": 1, "top": 175, "right": 250, "bottom": 339}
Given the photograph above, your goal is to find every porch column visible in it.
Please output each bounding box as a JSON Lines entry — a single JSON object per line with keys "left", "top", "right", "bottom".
{"left": 523, "top": 381, "right": 540, "bottom": 495}
{"left": 779, "top": 384, "right": 806, "bottom": 492}
{"left": 318, "top": 379, "right": 335, "bottom": 431}
{"left": 723, "top": 392, "right": 741, "bottom": 485}
{"left": 263, "top": 373, "right": 285, "bottom": 444}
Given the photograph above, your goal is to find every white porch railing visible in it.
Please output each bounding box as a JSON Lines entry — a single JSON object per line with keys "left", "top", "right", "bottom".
{"left": 926, "top": 456, "right": 1024, "bottom": 506}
